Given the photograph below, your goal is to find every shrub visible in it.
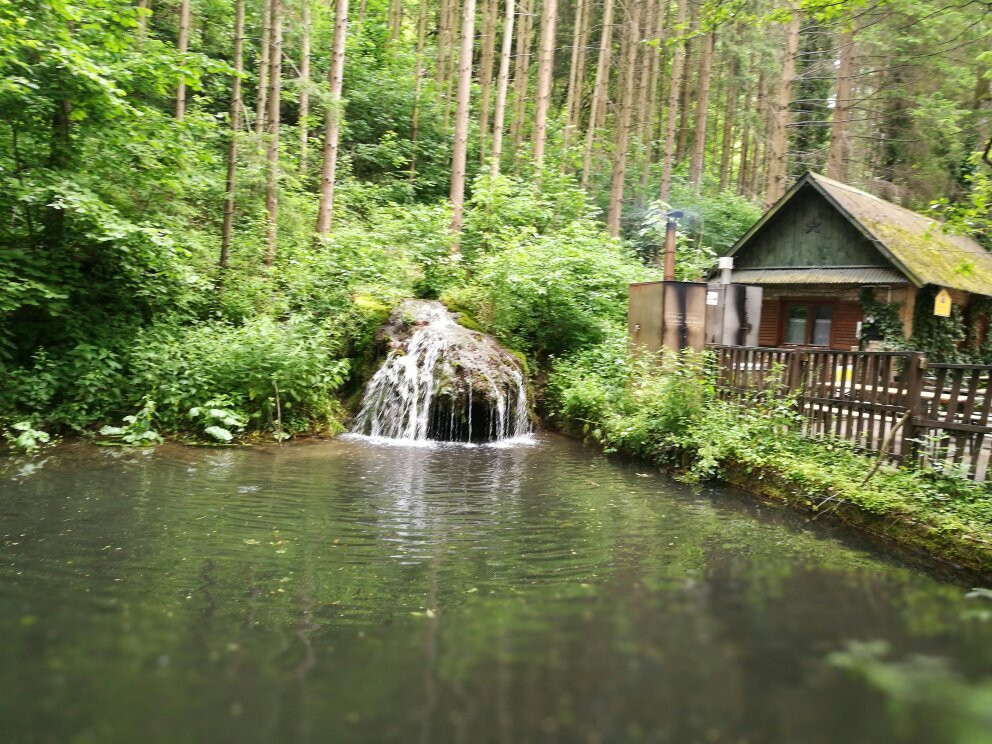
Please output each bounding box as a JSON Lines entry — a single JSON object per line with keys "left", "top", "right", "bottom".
{"left": 128, "top": 315, "right": 349, "bottom": 437}
{"left": 447, "top": 223, "right": 655, "bottom": 359}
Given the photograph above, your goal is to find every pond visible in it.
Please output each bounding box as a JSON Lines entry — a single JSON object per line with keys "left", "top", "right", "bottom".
{"left": 2, "top": 434, "right": 991, "bottom": 743}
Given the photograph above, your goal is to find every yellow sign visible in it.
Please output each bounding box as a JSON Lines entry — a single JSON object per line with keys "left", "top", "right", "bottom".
{"left": 934, "top": 288, "right": 952, "bottom": 317}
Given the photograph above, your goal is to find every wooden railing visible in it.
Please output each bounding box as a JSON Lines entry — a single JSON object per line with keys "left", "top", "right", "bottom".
{"left": 709, "top": 346, "right": 992, "bottom": 481}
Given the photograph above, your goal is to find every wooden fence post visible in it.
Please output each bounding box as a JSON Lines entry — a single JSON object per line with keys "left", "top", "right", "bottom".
{"left": 786, "top": 349, "right": 802, "bottom": 392}
{"left": 900, "top": 352, "right": 926, "bottom": 462}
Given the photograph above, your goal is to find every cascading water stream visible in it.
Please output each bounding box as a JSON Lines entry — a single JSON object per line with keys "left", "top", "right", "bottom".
{"left": 351, "top": 301, "right": 531, "bottom": 444}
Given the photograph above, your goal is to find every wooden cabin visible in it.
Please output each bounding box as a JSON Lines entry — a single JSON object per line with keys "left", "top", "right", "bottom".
{"left": 719, "top": 172, "right": 992, "bottom": 350}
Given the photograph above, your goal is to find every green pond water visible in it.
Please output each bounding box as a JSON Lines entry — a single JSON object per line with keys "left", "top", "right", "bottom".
{"left": 2, "top": 434, "right": 992, "bottom": 743}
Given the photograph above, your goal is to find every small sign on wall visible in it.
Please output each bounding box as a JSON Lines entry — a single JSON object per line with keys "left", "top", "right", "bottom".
{"left": 934, "top": 288, "right": 952, "bottom": 317}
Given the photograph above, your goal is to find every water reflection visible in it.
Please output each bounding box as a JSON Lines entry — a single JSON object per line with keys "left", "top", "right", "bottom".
{"left": 0, "top": 435, "right": 989, "bottom": 743}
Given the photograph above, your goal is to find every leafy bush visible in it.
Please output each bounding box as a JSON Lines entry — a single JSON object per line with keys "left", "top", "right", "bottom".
{"left": 447, "top": 222, "right": 655, "bottom": 359}
{"left": 3, "top": 421, "right": 52, "bottom": 452}
{"left": 99, "top": 400, "right": 164, "bottom": 445}
{"left": 548, "top": 340, "right": 715, "bottom": 461}
{"left": 128, "top": 316, "right": 349, "bottom": 437}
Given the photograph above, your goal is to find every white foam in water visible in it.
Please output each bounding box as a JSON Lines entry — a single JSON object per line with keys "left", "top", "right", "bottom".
{"left": 350, "top": 302, "right": 532, "bottom": 445}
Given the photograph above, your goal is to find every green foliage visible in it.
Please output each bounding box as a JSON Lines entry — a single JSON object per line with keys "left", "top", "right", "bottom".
{"left": 446, "top": 172, "right": 657, "bottom": 360}
{"left": 3, "top": 421, "right": 52, "bottom": 452}
{"left": 859, "top": 288, "right": 906, "bottom": 350}
{"left": 549, "top": 339, "right": 716, "bottom": 461}
{"left": 128, "top": 316, "right": 349, "bottom": 438}
{"left": 447, "top": 223, "right": 653, "bottom": 358}
{"left": 188, "top": 400, "right": 248, "bottom": 442}
{"left": 628, "top": 187, "right": 761, "bottom": 272}
{"left": 934, "top": 153, "right": 992, "bottom": 250}
{"left": 99, "top": 400, "right": 164, "bottom": 445}
{"left": 548, "top": 338, "right": 992, "bottom": 550}
{"left": 910, "top": 287, "right": 967, "bottom": 363}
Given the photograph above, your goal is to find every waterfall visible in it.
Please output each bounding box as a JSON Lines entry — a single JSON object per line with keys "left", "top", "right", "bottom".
{"left": 351, "top": 301, "right": 532, "bottom": 444}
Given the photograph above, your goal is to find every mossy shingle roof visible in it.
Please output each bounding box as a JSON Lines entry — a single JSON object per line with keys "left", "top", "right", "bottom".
{"left": 730, "top": 172, "right": 992, "bottom": 296}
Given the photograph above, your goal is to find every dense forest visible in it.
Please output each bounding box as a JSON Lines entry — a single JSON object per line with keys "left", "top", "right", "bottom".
{"left": 1, "top": 0, "right": 989, "bottom": 442}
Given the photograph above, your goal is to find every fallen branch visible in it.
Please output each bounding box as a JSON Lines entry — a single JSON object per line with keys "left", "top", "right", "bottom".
{"left": 860, "top": 409, "right": 912, "bottom": 487}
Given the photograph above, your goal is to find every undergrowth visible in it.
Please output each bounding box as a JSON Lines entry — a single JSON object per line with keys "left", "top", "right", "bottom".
{"left": 548, "top": 333, "right": 992, "bottom": 554}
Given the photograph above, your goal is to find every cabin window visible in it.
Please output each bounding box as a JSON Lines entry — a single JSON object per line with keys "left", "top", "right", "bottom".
{"left": 783, "top": 302, "right": 832, "bottom": 346}
{"left": 785, "top": 305, "right": 808, "bottom": 344}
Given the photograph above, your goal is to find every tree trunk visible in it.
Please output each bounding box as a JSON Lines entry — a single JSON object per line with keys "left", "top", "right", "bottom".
{"left": 658, "top": 0, "right": 686, "bottom": 202}
{"left": 449, "top": 0, "right": 477, "bottom": 243}
{"left": 410, "top": 0, "right": 428, "bottom": 178}
{"left": 688, "top": 28, "right": 713, "bottom": 189}
{"left": 718, "top": 55, "right": 738, "bottom": 193}
{"left": 606, "top": 0, "right": 640, "bottom": 236}
{"left": 735, "top": 80, "right": 753, "bottom": 195}
{"left": 580, "top": 0, "right": 615, "bottom": 189}
{"left": 826, "top": 28, "right": 854, "bottom": 182}
{"left": 220, "top": 0, "right": 246, "bottom": 269}
{"left": 255, "top": 0, "right": 272, "bottom": 136}
{"left": 562, "top": 0, "right": 589, "bottom": 163}
{"left": 764, "top": 1, "right": 800, "bottom": 207}
{"left": 315, "top": 0, "right": 349, "bottom": 236}
{"left": 44, "top": 99, "right": 72, "bottom": 250}
{"left": 478, "top": 0, "right": 498, "bottom": 161}
{"left": 490, "top": 0, "right": 516, "bottom": 174}
{"left": 298, "top": 0, "right": 311, "bottom": 175}
{"left": 638, "top": 0, "right": 663, "bottom": 194}
{"left": 443, "top": 0, "right": 460, "bottom": 128}
{"left": 175, "top": 0, "right": 191, "bottom": 120}
{"left": 509, "top": 0, "right": 535, "bottom": 165}
{"left": 389, "top": 0, "right": 402, "bottom": 41}
{"left": 263, "top": 0, "right": 282, "bottom": 266}
{"left": 437, "top": 0, "right": 451, "bottom": 88}
{"left": 136, "top": 0, "right": 150, "bottom": 41}
{"left": 632, "top": 0, "right": 654, "bottom": 194}
{"left": 531, "top": 0, "right": 557, "bottom": 167}
{"left": 675, "top": 22, "right": 693, "bottom": 164}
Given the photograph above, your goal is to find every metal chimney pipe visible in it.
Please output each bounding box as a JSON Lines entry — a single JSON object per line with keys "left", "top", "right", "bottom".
{"left": 663, "top": 219, "right": 677, "bottom": 281}
{"left": 718, "top": 256, "right": 734, "bottom": 285}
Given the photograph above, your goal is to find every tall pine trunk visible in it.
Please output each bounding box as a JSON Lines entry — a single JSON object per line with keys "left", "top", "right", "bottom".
{"left": 437, "top": 0, "right": 451, "bottom": 89}
{"left": 478, "top": 0, "right": 498, "bottom": 161}
{"left": 674, "top": 22, "right": 693, "bottom": 163}
{"left": 315, "top": 0, "right": 349, "bottom": 236}
{"left": 509, "top": 0, "right": 535, "bottom": 165}
{"left": 490, "top": 0, "right": 516, "bottom": 174}
{"left": 449, "top": 0, "right": 477, "bottom": 243}
{"left": 580, "top": 0, "right": 615, "bottom": 189}
{"left": 443, "top": 0, "right": 460, "bottom": 128}
{"left": 826, "top": 28, "right": 854, "bottom": 182}
{"left": 410, "top": 0, "right": 428, "bottom": 178}
{"left": 532, "top": 0, "right": 558, "bottom": 167}
{"left": 638, "top": 0, "right": 663, "bottom": 195}
{"left": 688, "top": 29, "right": 713, "bottom": 189}
{"left": 764, "top": 2, "right": 800, "bottom": 207}
{"left": 298, "top": 0, "right": 311, "bottom": 175}
{"left": 562, "top": 0, "right": 589, "bottom": 163}
{"left": 606, "top": 0, "right": 640, "bottom": 236}
{"left": 220, "top": 0, "right": 246, "bottom": 269}
{"left": 263, "top": 0, "right": 282, "bottom": 265}
{"left": 718, "top": 55, "right": 738, "bottom": 193}
{"left": 255, "top": 0, "right": 272, "bottom": 136}
{"left": 176, "top": 0, "right": 191, "bottom": 119}
{"left": 659, "top": 0, "right": 687, "bottom": 202}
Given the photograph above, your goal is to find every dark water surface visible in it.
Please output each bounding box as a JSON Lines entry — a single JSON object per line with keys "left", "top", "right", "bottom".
{"left": 2, "top": 434, "right": 992, "bottom": 743}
